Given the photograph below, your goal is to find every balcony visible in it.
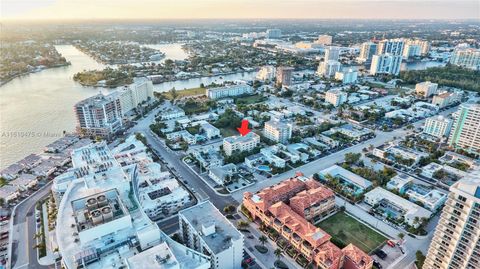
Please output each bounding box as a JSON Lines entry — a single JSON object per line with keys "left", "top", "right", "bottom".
{"left": 283, "top": 226, "right": 292, "bottom": 234}
{"left": 292, "top": 233, "right": 302, "bottom": 242}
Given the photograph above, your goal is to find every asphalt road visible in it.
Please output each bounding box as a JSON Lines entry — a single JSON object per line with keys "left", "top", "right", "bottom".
{"left": 10, "top": 181, "right": 53, "bottom": 269}
{"left": 8, "top": 101, "right": 459, "bottom": 269}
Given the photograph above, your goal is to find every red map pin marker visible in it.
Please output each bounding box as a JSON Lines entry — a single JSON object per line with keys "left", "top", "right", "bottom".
{"left": 237, "top": 119, "right": 251, "bottom": 136}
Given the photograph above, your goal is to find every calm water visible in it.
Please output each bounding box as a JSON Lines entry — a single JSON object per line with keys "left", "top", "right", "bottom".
{"left": 0, "top": 43, "right": 442, "bottom": 169}
{"left": 153, "top": 72, "right": 258, "bottom": 92}
{"left": 0, "top": 45, "right": 107, "bottom": 168}
{"left": 0, "top": 44, "right": 256, "bottom": 168}
{"left": 143, "top": 43, "right": 190, "bottom": 63}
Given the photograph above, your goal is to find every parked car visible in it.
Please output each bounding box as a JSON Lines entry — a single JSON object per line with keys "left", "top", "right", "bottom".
{"left": 375, "top": 249, "right": 388, "bottom": 260}
{"left": 387, "top": 240, "right": 396, "bottom": 247}
{"left": 373, "top": 260, "right": 383, "bottom": 268}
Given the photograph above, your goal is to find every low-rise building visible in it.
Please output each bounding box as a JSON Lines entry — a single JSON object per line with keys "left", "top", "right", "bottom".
{"left": 405, "top": 186, "right": 447, "bottom": 211}
{"left": 323, "top": 124, "right": 373, "bottom": 141}
{"left": 179, "top": 201, "right": 244, "bottom": 269}
{"left": 243, "top": 176, "right": 372, "bottom": 269}
{"left": 318, "top": 165, "right": 373, "bottom": 196}
{"left": 206, "top": 84, "right": 253, "bottom": 99}
{"left": 166, "top": 130, "right": 197, "bottom": 145}
{"left": 373, "top": 144, "right": 429, "bottom": 165}
{"left": 159, "top": 106, "right": 186, "bottom": 120}
{"left": 364, "top": 187, "right": 432, "bottom": 227}
{"left": 208, "top": 163, "right": 237, "bottom": 185}
{"left": 200, "top": 122, "right": 221, "bottom": 139}
{"left": 223, "top": 132, "right": 260, "bottom": 156}
{"left": 386, "top": 173, "right": 414, "bottom": 194}
{"left": 289, "top": 181, "right": 336, "bottom": 224}
{"left": 0, "top": 185, "right": 19, "bottom": 203}
{"left": 188, "top": 146, "right": 224, "bottom": 169}
{"left": 386, "top": 174, "right": 447, "bottom": 211}
{"left": 432, "top": 91, "right": 461, "bottom": 108}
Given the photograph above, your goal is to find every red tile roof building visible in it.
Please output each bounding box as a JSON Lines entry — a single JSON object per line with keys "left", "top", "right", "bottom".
{"left": 243, "top": 175, "right": 372, "bottom": 269}
{"left": 289, "top": 184, "right": 336, "bottom": 223}
{"left": 342, "top": 244, "right": 374, "bottom": 269}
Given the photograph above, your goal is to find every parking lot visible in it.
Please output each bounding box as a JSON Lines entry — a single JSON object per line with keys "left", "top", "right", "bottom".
{"left": 372, "top": 243, "right": 404, "bottom": 269}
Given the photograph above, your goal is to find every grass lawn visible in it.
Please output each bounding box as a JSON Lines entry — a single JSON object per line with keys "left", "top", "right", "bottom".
{"left": 235, "top": 94, "right": 265, "bottom": 105}
{"left": 219, "top": 127, "right": 238, "bottom": 137}
{"left": 317, "top": 212, "right": 386, "bottom": 253}
{"left": 162, "top": 87, "right": 206, "bottom": 100}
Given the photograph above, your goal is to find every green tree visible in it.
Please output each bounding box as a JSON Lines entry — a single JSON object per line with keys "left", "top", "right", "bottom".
{"left": 398, "top": 232, "right": 405, "bottom": 240}
{"left": 259, "top": 235, "right": 268, "bottom": 246}
{"left": 169, "top": 87, "right": 178, "bottom": 102}
{"left": 274, "top": 248, "right": 283, "bottom": 262}
{"left": 415, "top": 250, "right": 426, "bottom": 268}
{"left": 344, "top": 152, "right": 361, "bottom": 165}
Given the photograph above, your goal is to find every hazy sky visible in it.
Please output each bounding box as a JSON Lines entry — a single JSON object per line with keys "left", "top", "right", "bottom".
{"left": 1, "top": 0, "right": 479, "bottom": 20}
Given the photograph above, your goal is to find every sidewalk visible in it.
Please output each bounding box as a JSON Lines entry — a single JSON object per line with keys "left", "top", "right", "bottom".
{"left": 236, "top": 206, "right": 302, "bottom": 269}
{"left": 38, "top": 202, "right": 57, "bottom": 266}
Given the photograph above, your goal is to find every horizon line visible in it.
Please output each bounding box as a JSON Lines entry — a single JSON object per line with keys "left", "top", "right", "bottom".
{"left": 2, "top": 17, "right": 480, "bottom": 23}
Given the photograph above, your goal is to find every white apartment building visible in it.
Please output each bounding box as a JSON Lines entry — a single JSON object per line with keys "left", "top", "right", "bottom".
{"left": 159, "top": 106, "right": 186, "bottom": 120}
{"left": 364, "top": 187, "right": 432, "bottom": 227}
{"left": 370, "top": 54, "right": 402, "bottom": 75}
{"left": 423, "top": 116, "right": 453, "bottom": 139}
{"left": 318, "top": 60, "right": 341, "bottom": 78}
{"left": 206, "top": 84, "right": 253, "bottom": 99}
{"left": 415, "top": 81, "right": 438, "bottom": 97}
{"left": 223, "top": 132, "right": 260, "bottom": 156}
{"left": 423, "top": 169, "right": 480, "bottom": 269}
{"left": 335, "top": 69, "right": 358, "bottom": 84}
{"left": 315, "top": 35, "right": 333, "bottom": 45}
{"left": 407, "top": 39, "right": 430, "bottom": 55}
{"left": 377, "top": 39, "right": 405, "bottom": 56}
{"left": 166, "top": 130, "right": 197, "bottom": 145}
{"left": 403, "top": 44, "right": 421, "bottom": 59}
{"left": 200, "top": 122, "right": 221, "bottom": 139}
{"left": 448, "top": 103, "right": 480, "bottom": 155}
{"left": 266, "top": 29, "right": 282, "bottom": 39}
{"left": 53, "top": 139, "right": 210, "bottom": 269}
{"left": 256, "top": 65, "right": 276, "bottom": 81}
{"left": 118, "top": 79, "right": 154, "bottom": 115}
{"left": 358, "top": 42, "right": 377, "bottom": 65}
{"left": 324, "top": 46, "right": 340, "bottom": 61}
{"left": 325, "top": 89, "right": 348, "bottom": 107}
{"left": 74, "top": 92, "right": 123, "bottom": 137}
{"left": 263, "top": 119, "right": 292, "bottom": 144}
{"left": 179, "top": 201, "right": 244, "bottom": 269}
{"left": 449, "top": 47, "right": 480, "bottom": 70}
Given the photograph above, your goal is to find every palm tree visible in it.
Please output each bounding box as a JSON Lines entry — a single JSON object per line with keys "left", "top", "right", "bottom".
{"left": 398, "top": 232, "right": 405, "bottom": 240}
{"left": 259, "top": 235, "right": 267, "bottom": 246}
{"left": 274, "top": 248, "right": 283, "bottom": 262}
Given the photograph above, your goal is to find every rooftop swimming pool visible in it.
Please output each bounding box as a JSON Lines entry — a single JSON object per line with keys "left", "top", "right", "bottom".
{"left": 257, "top": 165, "right": 272, "bottom": 172}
